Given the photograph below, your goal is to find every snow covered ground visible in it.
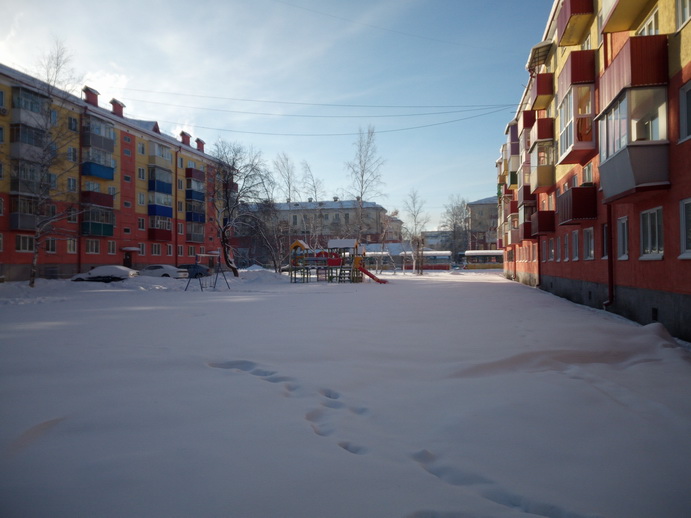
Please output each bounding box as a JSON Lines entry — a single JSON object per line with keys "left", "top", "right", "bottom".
{"left": 1, "top": 269, "right": 690, "bottom": 518}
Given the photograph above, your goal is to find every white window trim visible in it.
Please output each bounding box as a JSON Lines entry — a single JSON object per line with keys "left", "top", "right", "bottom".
{"left": 617, "top": 217, "right": 629, "bottom": 260}
{"left": 583, "top": 227, "right": 595, "bottom": 260}
{"left": 639, "top": 206, "right": 664, "bottom": 260}
{"left": 678, "top": 0, "right": 691, "bottom": 30}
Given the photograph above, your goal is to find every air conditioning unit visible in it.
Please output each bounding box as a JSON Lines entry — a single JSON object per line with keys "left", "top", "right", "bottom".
{"left": 0, "top": 107, "right": 7, "bottom": 116}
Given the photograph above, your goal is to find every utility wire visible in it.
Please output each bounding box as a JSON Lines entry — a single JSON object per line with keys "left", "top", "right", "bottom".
{"left": 121, "top": 97, "right": 516, "bottom": 119}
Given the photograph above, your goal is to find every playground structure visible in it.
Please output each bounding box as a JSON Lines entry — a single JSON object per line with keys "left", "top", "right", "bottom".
{"left": 288, "top": 239, "right": 387, "bottom": 284}
{"left": 184, "top": 252, "right": 231, "bottom": 291}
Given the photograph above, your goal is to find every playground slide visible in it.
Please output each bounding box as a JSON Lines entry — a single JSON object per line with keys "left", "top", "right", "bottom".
{"left": 357, "top": 266, "right": 388, "bottom": 284}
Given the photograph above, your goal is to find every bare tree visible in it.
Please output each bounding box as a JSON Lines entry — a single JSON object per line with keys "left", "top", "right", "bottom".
{"left": 209, "top": 140, "right": 270, "bottom": 276}
{"left": 301, "top": 161, "right": 325, "bottom": 202}
{"left": 8, "top": 40, "right": 84, "bottom": 287}
{"left": 440, "top": 194, "right": 470, "bottom": 263}
{"left": 403, "top": 189, "right": 430, "bottom": 274}
{"left": 345, "top": 125, "right": 385, "bottom": 240}
{"left": 273, "top": 152, "right": 300, "bottom": 203}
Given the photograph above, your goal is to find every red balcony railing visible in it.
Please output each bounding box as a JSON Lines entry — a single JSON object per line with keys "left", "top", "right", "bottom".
{"left": 80, "top": 190, "right": 114, "bottom": 208}
{"left": 557, "top": 185, "right": 597, "bottom": 225}
{"left": 530, "top": 210, "right": 556, "bottom": 235}
{"left": 517, "top": 186, "right": 536, "bottom": 206}
{"left": 148, "top": 228, "right": 172, "bottom": 241}
{"left": 529, "top": 118, "right": 554, "bottom": 146}
{"left": 557, "top": 50, "right": 596, "bottom": 101}
{"left": 530, "top": 73, "right": 554, "bottom": 111}
{"left": 557, "top": 0, "right": 594, "bottom": 47}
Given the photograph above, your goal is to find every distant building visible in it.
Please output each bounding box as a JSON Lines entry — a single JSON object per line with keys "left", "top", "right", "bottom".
{"left": 421, "top": 230, "right": 451, "bottom": 250}
{"left": 467, "top": 196, "right": 498, "bottom": 250}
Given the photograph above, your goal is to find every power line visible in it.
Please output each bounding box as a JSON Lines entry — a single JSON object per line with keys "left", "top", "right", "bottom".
{"left": 155, "top": 106, "right": 510, "bottom": 138}
{"left": 121, "top": 97, "right": 516, "bottom": 119}
{"left": 118, "top": 86, "right": 515, "bottom": 110}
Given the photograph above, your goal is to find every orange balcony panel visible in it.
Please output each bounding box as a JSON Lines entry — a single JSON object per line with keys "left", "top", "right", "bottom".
{"left": 530, "top": 165, "right": 555, "bottom": 194}
{"left": 557, "top": 50, "right": 596, "bottom": 102}
{"left": 530, "top": 73, "right": 554, "bottom": 110}
{"left": 599, "top": 35, "right": 668, "bottom": 110}
{"left": 557, "top": 185, "right": 598, "bottom": 224}
{"left": 530, "top": 210, "right": 556, "bottom": 235}
{"left": 557, "top": 0, "right": 594, "bottom": 47}
{"left": 529, "top": 118, "right": 554, "bottom": 146}
{"left": 602, "top": 0, "right": 651, "bottom": 33}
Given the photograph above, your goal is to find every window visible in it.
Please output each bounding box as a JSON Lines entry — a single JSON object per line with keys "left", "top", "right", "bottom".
{"left": 617, "top": 217, "right": 629, "bottom": 259}
{"left": 167, "top": 244, "right": 173, "bottom": 256}
{"left": 108, "top": 240, "right": 116, "bottom": 255}
{"left": 200, "top": 246, "right": 206, "bottom": 255}
{"left": 0, "top": 90, "right": 4, "bottom": 107}
{"left": 86, "top": 239, "right": 100, "bottom": 254}
{"left": 85, "top": 181, "right": 100, "bottom": 193}
{"left": 292, "top": 214, "right": 298, "bottom": 225}
{"left": 344, "top": 213, "right": 350, "bottom": 224}
{"left": 123, "top": 201, "right": 132, "bottom": 208}
{"left": 138, "top": 167, "right": 146, "bottom": 180}
{"left": 0, "top": 198, "right": 3, "bottom": 215}
{"left": 124, "top": 149, "right": 131, "bottom": 157}
{"left": 138, "top": 142, "right": 146, "bottom": 155}
{"left": 67, "top": 177, "right": 77, "bottom": 192}
{"left": 107, "top": 186, "right": 116, "bottom": 196}
{"left": 68, "top": 116, "right": 78, "bottom": 131}
{"left": 177, "top": 179, "right": 183, "bottom": 190}
{"left": 178, "top": 245, "right": 184, "bottom": 256}
{"left": 149, "top": 216, "right": 171, "bottom": 230}
{"left": 681, "top": 199, "right": 691, "bottom": 258}
{"left": 602, "top": 223, "right": 609, "bottom": 258}
{"left": 45, "top": 237, "right": 56, "bottom": 253}
{"left": 572, "top": 230, "right": 579, "bottom": 260}
{"left": 138, "top": 217, "right": 145, "bottom": 231}
{"left": 0, "top": 162, "right": 3, "bottom": 179}
{"left": 67, "top": 207, "right": 78, "bottom": 223}
{"left": 178, "top": 223, "right": 184, "bottom": 235}
{"left": 0, "top": 127, "right": 3, "bottom": 143}
{"left": 556, "top": 237, "right": 561, "bottom": 261}
{"left": 50, "top": 109, "right": 57, "bottom": 126}
{"left": 124, "top": 227, "right": 131, "bottom": 234}
{"left": 138, "top": 192, "right": 145, "bottom": 206}
{"left": 582, "top": 163, "right": 593, "bottom": 184}
{"left": 16, "top": 235, "right": 35, "bottom": 252}
{"left": 678, "top": 0, "right": 691, "bottom": 29}
{"left": 637, "top": 9, "right": 659, "bottom": 35}
{"left": 188, "top": 246, "right": 195, "bottom": 257}
{"left": 541, "top": 239, "right": 547, "bottom": 262}
{"left": 123, "top": 135, "right": 131, "bottom": 143}
{"left": 152, "top": 243, "right": 161, "bottom": 256}
{"left": 548, "top": 238, "right": 555, "bottom": 261}
{"left": 177, "top": 201, "right": 183, "bottom": 212}
{"left": 584, "top": 228, "right": 595, "bottom": 260}
{"left": 124, "top": 175, "right": 131, "bottom": 182}
{"left": 139, "top": 243, "right": 146, "bottom": 255}
{"left": 188, "top": 160, "right": 196, "bottom": 168}
{"left": 640, "top": 207, "right": 663, "bottom": 257}
{"left": 681, "top": 81, "right": 691, "bottom": 142}
{"left": 67, "top": 238, "right": 77, "bottom": 254}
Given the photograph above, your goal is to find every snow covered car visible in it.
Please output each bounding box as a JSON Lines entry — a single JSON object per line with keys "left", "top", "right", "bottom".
{"left": 139, "top": 264, "right": 189, "bottom": 279}
{"left": 71, "top": 265, "right": 139, "bottom": 283}
{"left": 177, "top": 264, "right": 210, "bottom": 278}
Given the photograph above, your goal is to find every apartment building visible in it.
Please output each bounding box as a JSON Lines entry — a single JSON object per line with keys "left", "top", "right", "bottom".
{"left": 0, "top": 63, "right": 222, "bottom": 281}
{"left": 467, "top": 196, "right": 499, "bottom": 250}
{"left": 497, "top": 0, "right": 691, "bottom": 340}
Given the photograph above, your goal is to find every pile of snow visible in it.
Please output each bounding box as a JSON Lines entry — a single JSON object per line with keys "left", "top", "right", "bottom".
{"left": 1, "top": 271, "right": 690, "bottom": 518}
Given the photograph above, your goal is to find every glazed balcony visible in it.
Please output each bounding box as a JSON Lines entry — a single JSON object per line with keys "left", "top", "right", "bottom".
{"left": 530, "top": 141, "right": 555, "bottom": 194}
{"left": 599, "top": 35, "right": 668, "bottom": 110}
{"left": 601, "top": 0, "right": 651, "bottom": 33}
{"left": 148, "top": 228, "right": 172, "bottom": 242}
{"left": 507, "top": 171, "right": 518, "bottom": 190}
{"left": 186, "top": 232, "right": 205, "bottom": 243}
{"left": 529, "top": 118, "right": 554, "bottom": 146}
{"left": 81, "top": 130, "right": 114, "bottom": 153}
{"left": 531, "top": 210, "right": 556, "bottom": 235}
{"left": 557, "top": 185, "right": 598, "bottom": 224}
{"left": 10, "top": 177, "right": 49, "bottom": 196}
{"left": 557, "top": 0, "right": 594, "bottom": 47}
{"left": 529, "top": 73, "right": 554, "bottom": 111}
{"left": 80, "top": 190, "right": 114, "bottom": 208}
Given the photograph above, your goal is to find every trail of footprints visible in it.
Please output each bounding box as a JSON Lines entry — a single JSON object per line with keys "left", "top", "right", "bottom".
{"left": 208, "top": 360, "right": 599, "bottom": 518}
{"left": 207, "top": 360, "right": 369, "bottom": 455}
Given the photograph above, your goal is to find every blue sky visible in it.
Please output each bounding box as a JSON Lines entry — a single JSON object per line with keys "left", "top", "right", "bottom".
{"left": 1, "top": 0, "right": 553, "bottom": 229}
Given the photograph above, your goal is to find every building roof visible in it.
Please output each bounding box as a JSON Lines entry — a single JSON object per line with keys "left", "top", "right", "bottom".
{"left": 271, "top": 199, "right": 386, "bottom": 212}
{"left": 468, "top": 196, "right": 498, "bottom": 205}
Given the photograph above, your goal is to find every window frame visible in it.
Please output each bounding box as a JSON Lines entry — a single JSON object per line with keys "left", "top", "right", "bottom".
{"left": 680, "top": 81, "right": 691, "bottom": 143}
{"left": 640, "top": 206, "right": 664, "bottom": 259}
{"left": 617, "top": 217, "right": 629, "bottom": 260}
{"left": 678, "top": 0, "right": 691, "bottom": 30}
{"left": 583, "top": 227, "right": 595, "bottom": 260}
{"left": 572, "top": 230, "right": 580, "bottom": 261}
{"left": 681, "top": 198, "right": 691, "bottom": 259}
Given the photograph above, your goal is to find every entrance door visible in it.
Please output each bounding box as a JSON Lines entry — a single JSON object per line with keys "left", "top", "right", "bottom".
{"left": 123, "top": 252, "right": 132, "bottom": 268}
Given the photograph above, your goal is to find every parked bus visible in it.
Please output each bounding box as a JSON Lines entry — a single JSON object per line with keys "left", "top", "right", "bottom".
{"left": 459, "top": 250, "right": 503, "bottom": 269}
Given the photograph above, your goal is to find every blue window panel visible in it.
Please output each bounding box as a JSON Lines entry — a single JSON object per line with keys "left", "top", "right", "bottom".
{"left": 186, "top": 212, "right": 206, "bottom": 223}
{"left": 148, "top": 180, "right": 173, "bottom": 194}
{"left": 185, "top": 190, "right": 205, "bottom": 202}
{"left": 82, "top": 161, "right": 115, "bottom": 180}
{"left": 147, "top": 204, "right": 173, "bottom": 218}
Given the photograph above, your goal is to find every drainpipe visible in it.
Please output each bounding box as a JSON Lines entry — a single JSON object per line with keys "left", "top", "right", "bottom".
{"left": 175, "top": 147, "right": 180, "bottom": 265}
{"left": 603, "top": 202, "right": 615, "bottom": 309}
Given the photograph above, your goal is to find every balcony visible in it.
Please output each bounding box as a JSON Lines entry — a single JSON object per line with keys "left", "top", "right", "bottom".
{"left": 186, "top": 211, "right": 206, "bottom": 223}
{"left": 82, "top": 161, "right": 115, "bottom": 181}
{"left": 186, "top": 233, "right": 205, "bottom": 243}
{"left": 530, "top": 118, "right": 554, "bottom": 145}
{"left": 519, "top": 221, "right": 533, "bottom": 241}
{"left": 517, "top": 186, "right": 536, "bottom": 206}
{"left": 10, "top": 213, "right": 38, "bottom": 230}
{"left": 601, "top": 0, "right": 651, "bottom": 33}
{"left": 530, "top": 165, "right": 556, "bottom": 194}
{"left": 148, "top": 180, "right": 173, "bottom": 195}
{"left": 557, "top": 50, "right": 596, "bottom": 95}
{"left": 599, "top": 144, "right": 670, "bottom": 203}
{"left": 81, "top": 190, "right": 114, "bottom": 208}
{"left": 185, "top": 189, "right": 205, "bottom": 202}
{"left": 81, "top": 222, "right": 114, "bottom": 237}
{"left": 10, "top": 177, "right": 49, "bottom": 196}
{"left": 507, "top": 171, "right": 518, "bottom": 190}
{"left": 518, "top": 110, "right": 536, "bottom": 135}
{"left": 531, "top": 210, "right": 556, "bottom": 235}
{"left": 148, "top": 228, "right": 172, "bottom": 242}
{"left": 530, "top": 73, "right": 554, "bottom": 111}
{"left": 557, "top": 0, "right": 594, "bottom": 47}
{"left": 148, "top": 154, "right": 172, "bottom": 169}
{"left": 557, "top": 185, "right": 598, "bottom": 224}
{"left": 185, "top": 167, "right": 205, "bottom": 181}
{"left": 148, "top": 204, "right": 173, "bottom": 218}
{"left": 81, "top": 130, "right": 114, "bottom": 153}
{"left": 599, "top": 35, "right": 668, "bottom": 111}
